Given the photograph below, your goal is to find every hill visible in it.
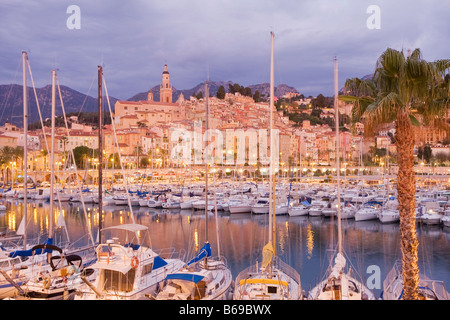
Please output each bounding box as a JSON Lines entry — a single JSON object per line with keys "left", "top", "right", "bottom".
{"left": 127, "top": 81, "right": 299, "bottom": 102}
{"left": 0, "top": 80, "right": 300, "bottom": 126}
{"left": 0, "top": 84, "right": 119, "bottom": 127}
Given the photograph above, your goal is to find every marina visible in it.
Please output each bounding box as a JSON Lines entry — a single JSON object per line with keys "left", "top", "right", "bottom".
{"left": 0, "top": 179, "right": 449, "bottom": 300}
{"left": 0, "top": 13, "right": 448, "bottom": 302}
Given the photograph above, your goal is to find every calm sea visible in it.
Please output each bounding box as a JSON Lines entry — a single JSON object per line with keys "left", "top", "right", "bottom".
{"left": 1, "top": 199, "right": 448, "bottom": 299}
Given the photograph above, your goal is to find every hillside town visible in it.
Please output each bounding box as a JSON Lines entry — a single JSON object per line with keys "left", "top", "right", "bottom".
{"left": 0, "top": 64, "right": 449, "bottom": 182}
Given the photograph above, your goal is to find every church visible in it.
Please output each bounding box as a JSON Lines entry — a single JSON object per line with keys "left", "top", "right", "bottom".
{"left": 114, "top": 64, "right": 186, "bottom": 129}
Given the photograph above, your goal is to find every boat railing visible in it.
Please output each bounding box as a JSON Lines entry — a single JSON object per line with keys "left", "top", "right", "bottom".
{"left": 153, "top": 247, "right": 186, "bottom": 261}
{"left": 383, "top": 259, "right": 449, "bottom": 300}
{"left": 235, "top": 256, "right": 301, "bottom": 288}
{"left": 382, "top": 259, "right": 402, "bottom": 296}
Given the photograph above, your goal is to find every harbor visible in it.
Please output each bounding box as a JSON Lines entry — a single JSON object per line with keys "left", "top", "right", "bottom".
{"left": 0, "top": 177, "right": 449, "bottom": 300}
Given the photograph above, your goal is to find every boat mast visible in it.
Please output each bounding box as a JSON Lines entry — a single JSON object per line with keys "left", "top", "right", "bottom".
{"left": 22, "top": 51, "right": 28, "bottom": 250}
{"left": 204, "top": 80, "right": 209, "bottom": 266}
{"left": 334, "top": 56, "right": 342, "bottom": 254}
{"left": 98, "top": 65, "right": 103, "bottom": 244}
{"left": 269, "top": 31, "right": 275, "bottom": 252}
{"left": 49, "top": 70, "right": 56, "bottom": 242}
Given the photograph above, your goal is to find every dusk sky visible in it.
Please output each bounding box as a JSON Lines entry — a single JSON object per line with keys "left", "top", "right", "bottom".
{"left": 1, "top": 0, "right": 449, "bottom": 99}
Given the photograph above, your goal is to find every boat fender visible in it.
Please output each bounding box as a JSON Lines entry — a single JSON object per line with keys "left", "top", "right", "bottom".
{"left": 43, "top": 275, "right": 51, "bottom": 289}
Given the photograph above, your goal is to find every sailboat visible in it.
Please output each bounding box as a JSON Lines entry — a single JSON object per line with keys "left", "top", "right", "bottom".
{"left": 75, "top": 66, "right": 185, "bottom": 300}
{"left": 152, "top": 80, "right": 233, "bottom": 300}
{"left": 382, "top": 260, "right": 449, "bottom": 300}
{"left": 233, "top": 32, "right": 303, "bottom": 300}
{"left": 307, "top": 57, "right": 375, "bottom": 300}
{"left": 0, "top": 53, "right": 59, "bottom": 299}
{"left": 11, "top": 69, "right": 96, "bottom": 300}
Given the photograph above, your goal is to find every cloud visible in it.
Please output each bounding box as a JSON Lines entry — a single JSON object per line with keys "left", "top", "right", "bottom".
{"left": 0, "top": 0, "right": 449, "bottom": 99}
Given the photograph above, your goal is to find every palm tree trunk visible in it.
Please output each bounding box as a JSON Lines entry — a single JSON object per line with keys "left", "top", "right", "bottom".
{"left": 395, "top": 109, "right": 420, "bottom": 300}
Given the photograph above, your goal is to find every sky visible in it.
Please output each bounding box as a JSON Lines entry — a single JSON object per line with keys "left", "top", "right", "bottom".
{"left": 0, "top": 0, "right": 449, "bottom": 100}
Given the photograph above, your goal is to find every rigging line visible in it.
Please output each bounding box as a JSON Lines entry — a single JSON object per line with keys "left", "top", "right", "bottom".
{"left": 102, "top": 75, "right": 137, "bottom": 226}
{"left": 56, "top": 76, "right": 96, "bottom": 248}
{"left": 27, "top": 60, "right": 51, "bottom": 158}
{"left": 77, "top": 73, "right": 96, "bottom": 118}
{"left": 0, "top": 57, "right": 21, "bottom": 124}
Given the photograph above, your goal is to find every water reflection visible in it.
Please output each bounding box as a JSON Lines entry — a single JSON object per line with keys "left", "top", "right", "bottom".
{"left": 0, "top": 198, "right": 448, "bottom": 299}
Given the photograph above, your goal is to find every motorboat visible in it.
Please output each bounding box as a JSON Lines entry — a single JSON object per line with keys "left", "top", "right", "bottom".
{"left": 75, "top": 224, "right": 185, "bottom": 300}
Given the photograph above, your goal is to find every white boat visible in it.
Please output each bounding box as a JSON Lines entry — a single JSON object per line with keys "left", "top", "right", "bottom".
{"left": 113, "top": 194, "right": 131, "bottom": 206}
{"left": 234, "top": 32, "right": 303, "bottom": 301}
{"left": 75, "top": 224, "right": 185, "bottom": 300}
{"left": 251, "top": 197, "right": 270, "bottom": 214}
{"left": 152, "top": 244, "right": 233, "bottom": 300}
{"left": 0, "top": 253, "right": 33, "bottom": 299}
{"left": 378, "top": 209, "right": 400, "bottom": 223}
{"left": 308, "top": 199, "right": 328, "bottom": 216}
{"left": 354, "top": 204, "right": 380, "bottom": 221}
{"left": 162, "top": 198, "right": 181, "bottom": 209}
{"left": 192, "top": 199, "right": 214, "bottom": 211}
{"left": 16, "top": 244, "right": 94, "bottom": 300}
{"left": 308, "top": 57, "right": 375, "bottom": 301}
{"left": 229, "top": 198, "right": 254, "bottom": 214}
{"left": 382, "top": 260, "right": 450, "bottom": 300}
{"left": 288, "top": 202, "right": 309, "bottom": 216}
{"left": 322, "top": 201, "right": 337, "bottom": 217}
{"left": 308, "top": 252, "right": 376, "bottom": 300}
{"left": 421, "top": 212, "right": 443, "bottom": 225}
{"left": 139, "top": 197, "right": 150, "bottom": 206}
{"left": 275, "top": 203, "right": 288, "bottom": 215}
{"left": 340, "top": 202, "right": 357, "bottom": 219}
{"left": 147, "top": 198, "right": 163, "bottom": 208}
{"left": 180, "top": 198, "right": 195, "bottom": 209}
{"left": 442, "top": 213, "right": 450, "bottom": 227}
{"left": 153, "top": 81, "right": 233, "bottom": 301}
{"left": 234, "top": 255, "right": 303, "bottom": 300}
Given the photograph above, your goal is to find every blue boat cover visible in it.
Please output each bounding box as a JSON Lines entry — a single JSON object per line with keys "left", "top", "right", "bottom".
{"left": 8, "top": 238, "right": 53, "bottom": 258}
{"left": 153, "top": 256, "right": 168, "bottom": 270}
{"left": 187, "top": 242, "right": 211, "bottom": 265}
{"left": 166, "top": 273, "right": 204, "bottom": 283}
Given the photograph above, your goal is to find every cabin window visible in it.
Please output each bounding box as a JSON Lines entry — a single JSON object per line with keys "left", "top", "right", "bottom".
{"left": 142, "top": 262, "right": 153, "bottom": 276}
{"left": 267, "top": 286, "right": 277, "bottom": 294}
{"left": 101, "top": 268, "right": 136, "bottom": 292}
{"left": 0, "top": 260, "right": 9, "bottom": 268}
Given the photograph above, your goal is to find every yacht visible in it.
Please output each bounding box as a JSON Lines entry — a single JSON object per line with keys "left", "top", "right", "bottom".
{"left": 251, "top": 197, "right": 270, "bottom": 214}
{"left": 354, "top": 203, "right": 381, "bottom": 222}
{"left": 75, "top": 224, "right": 185, "bottom": 300}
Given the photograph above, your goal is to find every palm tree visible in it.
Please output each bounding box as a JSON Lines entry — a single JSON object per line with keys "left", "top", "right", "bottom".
{"left": 340, "top": 48, "right": 450, "bottom": 300}
{"left": 0, "top": 146, "right": 14, "bottom": 185}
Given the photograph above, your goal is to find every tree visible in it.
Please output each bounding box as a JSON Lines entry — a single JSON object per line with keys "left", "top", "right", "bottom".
{"left": 216, "top": 85, "right": 226, "bottom": 99}
{"left": 341, "top": 48, "right": 450, "bottom": 300}
{"left": 73, "top": 146, "right": 96, "bottom": 169}
{"left": 312, "top": 94, "right": 329, "bottom": 109}
{"left": 253, "top": 90, "right": 261, "bottom": 102}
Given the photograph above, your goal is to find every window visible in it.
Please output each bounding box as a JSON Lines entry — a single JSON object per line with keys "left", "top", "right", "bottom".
{"left": 101, "top": 269, "right": 136, "bottom": 293}
{"left": 267, "top": 286, "right": 277, "bottom": 294}
{"left": 142, "top": 262, "right": 153, "bottom": 275}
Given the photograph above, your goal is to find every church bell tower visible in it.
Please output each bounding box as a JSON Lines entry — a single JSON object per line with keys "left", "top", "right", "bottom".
{"left": 160, "top": 64, "right": 173, "bottom": 103}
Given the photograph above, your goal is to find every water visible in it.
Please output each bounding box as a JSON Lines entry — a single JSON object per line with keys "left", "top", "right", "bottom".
{"left": 1, "top": 199, "right": 449, "bottom": 299}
